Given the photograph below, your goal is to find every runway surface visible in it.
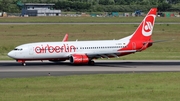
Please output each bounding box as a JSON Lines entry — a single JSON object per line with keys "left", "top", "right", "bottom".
{"left": 0, "top": 60, "right": 180, "bottom": 78}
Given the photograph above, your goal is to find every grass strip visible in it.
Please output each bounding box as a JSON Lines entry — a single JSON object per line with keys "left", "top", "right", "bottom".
{"left": 0, "top": 16, "right": 180, "bottom": 23}
{"left": 0, "top": 24, "right": 179, "bottom": 60}
{"left": 0, "top": 72, "right": 180, "bottom": 101}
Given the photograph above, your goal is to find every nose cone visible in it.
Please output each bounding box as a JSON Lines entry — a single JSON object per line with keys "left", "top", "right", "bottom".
{"left": 8, "top": 51, "right": 15, "bottom": 58}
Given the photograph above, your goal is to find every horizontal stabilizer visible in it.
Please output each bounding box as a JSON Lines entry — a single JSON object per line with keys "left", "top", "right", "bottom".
{"left": 150, "top": 39, "right": 175, "bottom": 43}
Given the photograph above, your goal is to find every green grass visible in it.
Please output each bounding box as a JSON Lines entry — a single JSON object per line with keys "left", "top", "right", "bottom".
{"left": 0, "top": 24, "right": 180, "bottom": 60}
{"left": 0, "top": 16, "right": 180, "bottom": 23}
{"left": 0, "top": 72, "right": 180, "bottom": 101}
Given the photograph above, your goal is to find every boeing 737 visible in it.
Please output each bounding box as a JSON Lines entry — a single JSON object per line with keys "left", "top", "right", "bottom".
{"left": 8, "top": 8, "right": 157, "bottom": 66}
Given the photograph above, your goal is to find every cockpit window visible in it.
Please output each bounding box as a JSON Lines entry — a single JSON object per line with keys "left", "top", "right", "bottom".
{"left": 14, "top": 48, "right": 23, "bottom": 51}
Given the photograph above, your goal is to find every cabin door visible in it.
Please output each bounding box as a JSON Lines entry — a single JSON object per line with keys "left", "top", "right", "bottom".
{"left": 29, "top": 46, "right": 34, "bottom": 55}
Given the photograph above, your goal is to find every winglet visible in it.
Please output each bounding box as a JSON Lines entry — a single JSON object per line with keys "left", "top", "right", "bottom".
{"left": 62, "top": 34, "right": 68, "bottom": 42}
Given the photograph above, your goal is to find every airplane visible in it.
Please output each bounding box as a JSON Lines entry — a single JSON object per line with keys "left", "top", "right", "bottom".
{"left": 8, "top": 8, "right": 157, "bottom": 66}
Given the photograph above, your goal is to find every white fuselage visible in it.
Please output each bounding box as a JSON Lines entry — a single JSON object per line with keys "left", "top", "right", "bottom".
{"left": 8, "top": 37, "right": 130, "bottom": 60}
{"left": 7, "top": 8, "right": 157, "bottom": 65}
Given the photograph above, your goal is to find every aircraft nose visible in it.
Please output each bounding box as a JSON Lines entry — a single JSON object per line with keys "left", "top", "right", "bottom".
{"left": 8, "top": 51, "right": 15, "bottom": 58}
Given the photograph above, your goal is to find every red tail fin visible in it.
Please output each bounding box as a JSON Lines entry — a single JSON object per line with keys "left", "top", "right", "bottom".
{"left": 130, "top": 8, "right": 157, "bottom": 41}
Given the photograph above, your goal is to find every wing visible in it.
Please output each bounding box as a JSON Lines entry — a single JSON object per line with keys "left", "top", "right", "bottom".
{"left": 86, "top": 50, "right": 137, "bottom": 59}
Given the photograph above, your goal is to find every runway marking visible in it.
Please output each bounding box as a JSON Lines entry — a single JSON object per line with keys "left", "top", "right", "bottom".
{"left": 0, "top": 60, "right": 180, "bottom": 78}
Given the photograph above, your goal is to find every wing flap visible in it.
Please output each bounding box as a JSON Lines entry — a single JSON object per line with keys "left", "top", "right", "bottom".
{"left": 86, "top": 50, "right": 137, "bottom": 58}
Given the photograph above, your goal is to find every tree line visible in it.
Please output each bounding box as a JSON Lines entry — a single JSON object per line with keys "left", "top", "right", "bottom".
{"left": 0, "top": 0, "right": 180, "bottom": 13}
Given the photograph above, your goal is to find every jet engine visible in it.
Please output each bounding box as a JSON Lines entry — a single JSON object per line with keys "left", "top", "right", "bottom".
{"left": 70, "top": 54, "right": 89, "bottom": 64}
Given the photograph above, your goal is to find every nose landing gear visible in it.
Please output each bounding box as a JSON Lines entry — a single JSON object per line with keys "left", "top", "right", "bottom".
{"left": 17, "top": 60, "right": 26, "bottom": 66}
{"left": 22, "top": 62, "right": 26, "bottom": 66}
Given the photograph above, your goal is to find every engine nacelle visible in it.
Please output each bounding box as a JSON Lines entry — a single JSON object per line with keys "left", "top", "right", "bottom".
{"left": 70, "top": 54, "right": 89, "bottom": 64}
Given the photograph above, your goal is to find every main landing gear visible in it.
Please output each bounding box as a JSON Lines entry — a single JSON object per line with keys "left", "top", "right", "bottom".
{"left": 88, "top": 60, "right": 95, "bottom": 65}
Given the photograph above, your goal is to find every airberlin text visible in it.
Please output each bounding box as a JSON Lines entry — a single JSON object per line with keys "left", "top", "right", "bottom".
{"left": 35, "top": 44, "right": 76, "bottom": 54}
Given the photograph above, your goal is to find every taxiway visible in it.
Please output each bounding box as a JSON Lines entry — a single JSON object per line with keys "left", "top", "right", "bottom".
{"left": 0, "top": 60, "right": 180, "bottom": 78}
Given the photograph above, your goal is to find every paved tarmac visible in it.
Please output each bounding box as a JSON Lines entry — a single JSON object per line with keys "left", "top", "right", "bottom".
{"left": 0, "top": 60, "right": 180, "bottom": 78}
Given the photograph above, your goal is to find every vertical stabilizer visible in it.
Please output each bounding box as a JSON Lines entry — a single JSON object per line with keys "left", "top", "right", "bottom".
{"left": 130, "top": 8, "right": 157, "bottom": 41}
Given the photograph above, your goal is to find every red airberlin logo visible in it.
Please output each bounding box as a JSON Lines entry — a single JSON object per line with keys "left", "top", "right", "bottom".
{"left": 35, "top": 44, "right": 76, "bottom": 54}
{"left": 144, "top": 21, "right": 152, "bottom": 32}
{"left": 142, "top": 15, "right": 155, "bottom": 36}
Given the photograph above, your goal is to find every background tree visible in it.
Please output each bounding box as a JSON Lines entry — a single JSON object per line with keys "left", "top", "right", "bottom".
{"left": 158, "top": 2, "right": 172, "bottom": 11}
{"left": 0, "top": 0, "right": 10, "bottom": 12}
{"left": 0, "top": 0, "right": 180, "bottom": 13}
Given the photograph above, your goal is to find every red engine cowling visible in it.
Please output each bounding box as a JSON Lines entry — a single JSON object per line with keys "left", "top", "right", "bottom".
{"left": 70, "top": 54, "right": 89, "bottom": 64}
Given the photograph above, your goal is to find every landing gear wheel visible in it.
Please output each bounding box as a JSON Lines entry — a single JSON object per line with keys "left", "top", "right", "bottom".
{"left": 88, "top": 61, "right": 95, "bottom": 65}
{"left": 22, "top": 62, "right": 26, "bottom": 66}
